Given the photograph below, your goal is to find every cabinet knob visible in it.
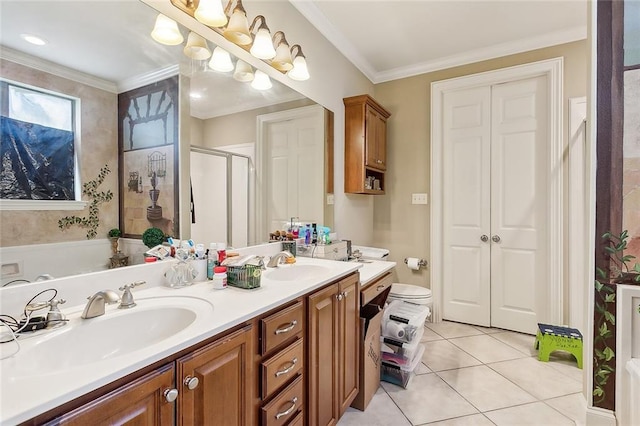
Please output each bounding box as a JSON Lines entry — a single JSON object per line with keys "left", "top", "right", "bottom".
{"left": 491, "top": 235, "right": 501, "bottom": 243}
{"left": 164, "top": 388, "right": 178, "bottom": 403}
{"left": 336, "top": 292, "right": 343, "bottom": 301}
{"left": 275, "top": 396, "right": 298, "bottom": 420}
{"left": 480, "top": 234, "right": 489, "bottom": 242}
{"left": 184, "top": 375, "right": 199, "bottom": 390}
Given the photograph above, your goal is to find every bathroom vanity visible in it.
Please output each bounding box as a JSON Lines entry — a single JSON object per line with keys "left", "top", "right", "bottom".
{"left": 0, "top": 248, "right": 395, "bottom": 426}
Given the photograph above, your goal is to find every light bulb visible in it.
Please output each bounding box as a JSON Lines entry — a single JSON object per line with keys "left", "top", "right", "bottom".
{"left": 288, "top": 54, "right": 310, "bottom": 81}
{"left": 233, "top": 60, "right": 254, "bottom": 82}
{"left": 151, "top": 14, "right": 183, "bottom": 46}
{"left": 251, "top": 70, "right": 272, "bottom": 90}
{"left": 195, "top": 0, "right": 227, "bottom": 27}
{"left": 209, "top": 46, "right": 234, "bottom": 72}
{"left": 250, "top": 28, "right": 276, "bottom": 60}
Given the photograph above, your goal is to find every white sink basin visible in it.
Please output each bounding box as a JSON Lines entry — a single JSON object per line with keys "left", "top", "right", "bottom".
{"left": 4, "top": 296, "right": 213, "bottom": 376}
{"left": 263, "top": 264, "right": 331, "bottom": 282}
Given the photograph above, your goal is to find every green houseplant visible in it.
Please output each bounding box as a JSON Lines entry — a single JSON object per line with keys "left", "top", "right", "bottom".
{"left": 592, "top": 230, "right": 640, "bottom": 407}
{"left": 142, "top": 227, "right": 166, "bottom": 249}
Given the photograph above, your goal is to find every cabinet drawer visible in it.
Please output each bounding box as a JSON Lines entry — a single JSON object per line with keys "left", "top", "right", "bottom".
{"left": 261, "top": 375, "right": 304, "bottom": 426}
{"left": 261, "top": 338, "right": 304, "bottom": 398}
{"left": 261, "top": 301, "right": 303, "bottom": 354}
{"left": 287, "top": 410, "right": 304, "bottom": 426}
{"left": 361, "top": 273, "right": 392, "bottom": 306}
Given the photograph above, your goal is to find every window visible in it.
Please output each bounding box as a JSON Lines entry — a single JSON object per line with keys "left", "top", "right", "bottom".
{"left": 0, "top": 79, "right": 80, "bottom": 205}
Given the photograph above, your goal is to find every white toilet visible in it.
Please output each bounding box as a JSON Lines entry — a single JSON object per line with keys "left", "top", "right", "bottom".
{"left": 387, "top": 283, "right": 432, "bottom": 319}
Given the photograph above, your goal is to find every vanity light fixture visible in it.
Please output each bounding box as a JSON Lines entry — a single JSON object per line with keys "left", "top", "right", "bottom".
{"left": 209, "top": 46, "right": 234, "bottom": 72}
{"left": 287, "top": 44, "right": 310, "bottom": 81}
{"left": 251, "top": 70, "right": 272, "bottom": 90}
{"left": 169, "top": 0, "right": 310, "bottom": 80}
{"left": 248, "top": 15, "right": 276, "bottom": 60}
{"left": 20, "top": 33, "right": 47, "bottom": 46}
{"left": 183, "top": 32, "right": 212, "bottom": 60}
{"left": 151, "top": 13, "right": 184, "bottom": 46}
{"left": 194, "top": 0, "right": 227, "bottom": 27}
{"left": 271, "top": 31, "right": 293, "bottom": 72}
{"left": 223, "top": 0, "right": 252, "bottom": 45}
{"left": 233, "top": 60, "right": 254, "bottom": 82}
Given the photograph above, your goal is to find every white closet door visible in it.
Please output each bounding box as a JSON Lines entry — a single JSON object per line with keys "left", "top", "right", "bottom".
{"left": 442, "top": 75, "right": 549, "bottom": 334}
{"left": 490, "top": 76, "right": 548, "bottom": 334}
{"left": 442, "top": 86, "right": 492, "bottom": 327}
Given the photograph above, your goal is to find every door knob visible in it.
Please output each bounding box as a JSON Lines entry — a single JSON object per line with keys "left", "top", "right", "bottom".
{"left": 480, "top": 235, "right": 489, "bottom": 242}
{"left": 491, "top": 235, "right": 501, "bottom": 243}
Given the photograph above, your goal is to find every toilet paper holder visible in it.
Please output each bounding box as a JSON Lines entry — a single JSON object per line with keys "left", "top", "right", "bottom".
{"left": 404, "top": 258, "right": 428, "bottom": 269}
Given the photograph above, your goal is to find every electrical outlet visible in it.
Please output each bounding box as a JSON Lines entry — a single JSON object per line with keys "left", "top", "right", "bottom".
{"left": 412, "top": 193, "right": 428, "bottom": 205}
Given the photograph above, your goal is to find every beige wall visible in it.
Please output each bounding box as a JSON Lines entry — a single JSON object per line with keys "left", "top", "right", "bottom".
{"left": 0, "top": 60, "right": 119, "bottom": 246}
{"left": 196, "top": 99, "right": 315, "bottom": 149}
{"left": 373, "top": 40, "right": 588, "bottom": 291}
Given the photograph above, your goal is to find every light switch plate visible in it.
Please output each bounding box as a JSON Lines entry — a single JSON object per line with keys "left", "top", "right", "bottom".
{"left": 327, "top": 194, "right": 335, "bottom": 205}
{"left": 412, "top": 193, "right": 428, "bottom": 205}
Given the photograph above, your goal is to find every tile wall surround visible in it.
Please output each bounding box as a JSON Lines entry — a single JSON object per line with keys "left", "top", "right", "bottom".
{"left": 0, "top": 60, "right": 118, "bottom": 247}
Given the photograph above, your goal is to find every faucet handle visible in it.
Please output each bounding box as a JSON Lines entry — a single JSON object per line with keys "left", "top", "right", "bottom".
{"left": 119, "top": 280, "right": 146, "bottom": 292}
{"left": 118, "top": 281, "right": 145, "bottom": 310}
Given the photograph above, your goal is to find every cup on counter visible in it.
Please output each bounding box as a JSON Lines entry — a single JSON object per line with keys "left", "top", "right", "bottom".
{"left": 193, "top": 259, "right": 207, "bottom": 282}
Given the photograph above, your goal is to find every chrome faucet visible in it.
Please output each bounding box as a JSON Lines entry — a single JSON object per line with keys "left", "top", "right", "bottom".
{"left": 266, "top": 251, "right": 294, "bottom": 268}
{"left": 81, "top": 290, "right": 120, "bottom": 319}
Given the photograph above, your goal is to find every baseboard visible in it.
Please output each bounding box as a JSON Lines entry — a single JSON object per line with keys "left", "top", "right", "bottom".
{"left": 586, "top": 406, "right": 616, "bottom": 426}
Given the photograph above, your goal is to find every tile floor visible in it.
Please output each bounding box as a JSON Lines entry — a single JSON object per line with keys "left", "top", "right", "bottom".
{"left": 338, "top": 321, "right": 587, "bottom": 426}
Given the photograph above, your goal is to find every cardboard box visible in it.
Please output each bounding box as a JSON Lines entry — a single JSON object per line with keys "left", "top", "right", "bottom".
{"left": 350, "top": 304, "right": 383, "bottom": 411}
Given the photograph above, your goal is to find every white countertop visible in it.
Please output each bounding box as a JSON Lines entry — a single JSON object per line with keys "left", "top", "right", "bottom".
{"left": 0, "top": 256, "right": 395, "bottom": 425}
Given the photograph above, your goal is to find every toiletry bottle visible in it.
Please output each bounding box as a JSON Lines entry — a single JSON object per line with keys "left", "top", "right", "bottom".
{"left": 207, "top": 243, "right": 217, "bottom": 280}
{"left": 312, "top": 223, "right": 317, "bottom": 243}
{"left": 305, "top": 224, "right": 311, "bottom": 245}
{"left": 317, "top": 227, "right": 325, "bottom": 245}
{"left": 212, "top": 266, "right": 227, "bottom": 290}
{"left": 217, "top": 242, "right": 227, "bottom": 264}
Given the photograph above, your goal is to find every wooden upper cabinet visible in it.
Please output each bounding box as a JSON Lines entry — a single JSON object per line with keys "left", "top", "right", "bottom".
{"left": 344, "top": 95, "right": 391, "bottom": 194}
{"left": 50, "top": 363, "right": 175, "bottom": 426}
{"left": 176, "top": 325, "right": 253, "bottom": 426}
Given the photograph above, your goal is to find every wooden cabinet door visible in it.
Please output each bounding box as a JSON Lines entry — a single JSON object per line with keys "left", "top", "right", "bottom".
{"left": 338, "top": 274, "right": 360, "bottom": 416}
{"left": 177, "top": 325, "right": 253, "bottom": 426}
{"left": 308, "top": 283, "right": 339, "bottom": 426}
{"left": 52, "top": 364, "right": 175, "bottom": 426}
{"left": 365, "top": 107, "right": 387, "bottom": 171}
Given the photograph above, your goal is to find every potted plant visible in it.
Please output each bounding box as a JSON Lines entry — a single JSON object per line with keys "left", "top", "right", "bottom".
{"left": 599, "top": 230, "right": 640, "bottom": 284}
{"left": 108, "top": 228, "right": 122, "bottom": 255}
{"left": 142, "top": 227, "right": 166, "bottom": 249}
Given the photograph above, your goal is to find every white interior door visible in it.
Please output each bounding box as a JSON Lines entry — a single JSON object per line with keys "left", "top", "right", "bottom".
{"left": 442, "top": 86, "right": 492, "bottom": 327}
{"left": 442, "top": 75, "right": 549, "bottom": 334}
{"left": 263, "top": 107, "right": 324, "bottom": 235}
{"left": 490, "top": 76, "right": 548, "bottom": 333}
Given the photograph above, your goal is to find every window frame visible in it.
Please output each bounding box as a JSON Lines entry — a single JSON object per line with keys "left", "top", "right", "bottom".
{"left": 0, "top": 78, "right": 86, "bottom": 210}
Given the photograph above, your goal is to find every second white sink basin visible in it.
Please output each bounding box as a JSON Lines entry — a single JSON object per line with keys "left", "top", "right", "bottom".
{"left": 263, "top": 264, "right": 331, "bottom": 282}
{"left": 5, "top": 296, "right": 214, "bottom": 376}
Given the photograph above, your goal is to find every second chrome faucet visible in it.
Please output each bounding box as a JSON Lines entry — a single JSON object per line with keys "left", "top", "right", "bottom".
{"left": 81, "top": 281, "right": 146, "bottom": 319}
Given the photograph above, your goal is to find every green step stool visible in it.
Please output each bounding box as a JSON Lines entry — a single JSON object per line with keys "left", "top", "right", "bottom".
{"left": 534, "top": 323, "right": 583, "bottom": 369}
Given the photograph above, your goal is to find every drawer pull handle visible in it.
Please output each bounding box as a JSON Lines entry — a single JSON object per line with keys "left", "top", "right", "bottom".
{"left": 275, "top": 320, "right": 297, "bottom": 335}
{"left": 275, "top": 396, "right": 298, "bottom": 420}
{"left": 376, "top": 284, "right": 385, "bottom": 291}
{"left": 275, "top": 358, "right": 298, "bottom": 377}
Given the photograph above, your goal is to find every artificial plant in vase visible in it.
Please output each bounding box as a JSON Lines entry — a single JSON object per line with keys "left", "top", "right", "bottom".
{"left": 142, "top": 227, "right": 166, "bottom": 249}
{"left": 108, "top": 228, "right": 122, "bottom": 255}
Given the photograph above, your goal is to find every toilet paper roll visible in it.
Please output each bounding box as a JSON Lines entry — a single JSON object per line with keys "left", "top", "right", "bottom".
{"left": 406, "top": 257, "right": 421, "bottom": 271}
{"left": 385, "top": 321, "right": 406, "bottom": 339}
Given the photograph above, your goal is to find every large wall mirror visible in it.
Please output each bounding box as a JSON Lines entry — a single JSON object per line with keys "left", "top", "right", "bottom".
{"left": 0, "top": 0, "right": 333, "bottom": 284}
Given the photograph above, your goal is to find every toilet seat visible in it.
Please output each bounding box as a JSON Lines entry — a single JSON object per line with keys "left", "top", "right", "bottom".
{"left": 389, "top": 283, "right": 432, "bottom": 299}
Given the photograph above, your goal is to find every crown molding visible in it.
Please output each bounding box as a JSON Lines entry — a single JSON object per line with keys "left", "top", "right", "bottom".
{"left": 289, "top": 0, "right": 378, "bottom": 82}
{"left": 116, "top": 65, "right": 180, "bottom": 93}
{"left": 289, "top": 0, "right": 587, "bottom": 85}
{"left": 0, "top": 46, "right": 118, "bottom": 93}
{"left": 375, "top": 25, "right": 587, "bottom": 83}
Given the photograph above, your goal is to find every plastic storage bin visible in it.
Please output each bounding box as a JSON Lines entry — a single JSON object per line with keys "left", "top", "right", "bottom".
{"left": 381, "top": 330, "right": 424, "bottom": 367}
{"left": 381, "top": 300, "right": 430, "bottom": 344}
{"left": 380, "top": 343, "right": 425, "bottom": 388}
